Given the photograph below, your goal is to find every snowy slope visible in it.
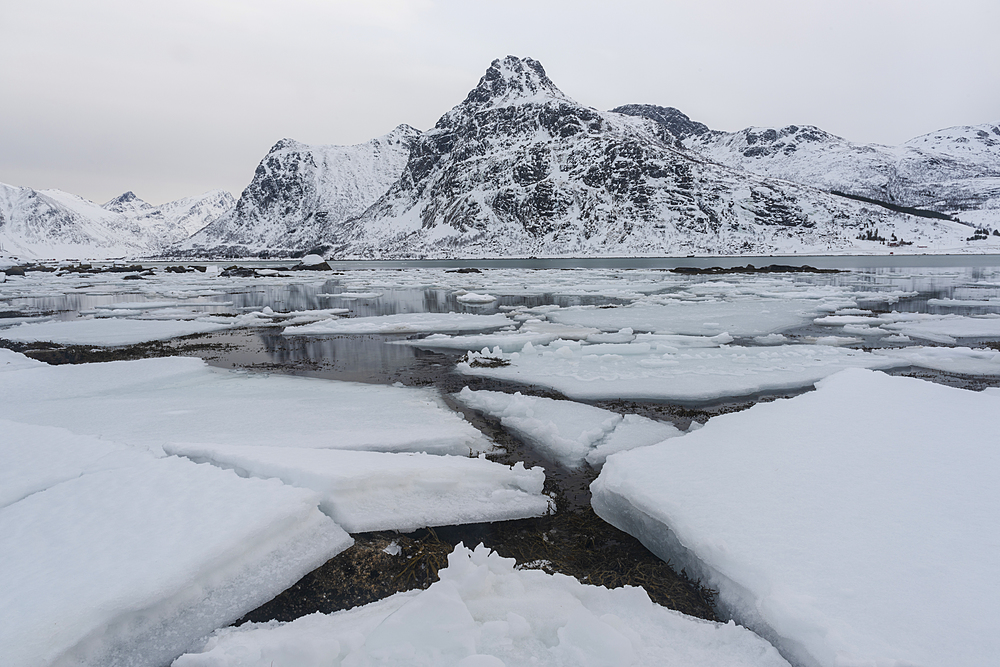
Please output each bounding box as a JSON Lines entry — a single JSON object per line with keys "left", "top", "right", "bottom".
{"left": 636, "top": 105, "right": 1000, "bottom": 221}
{"left": 176, "top": 125, "right": 420, "bottom": 257}
{"left": 0, "top": 183, "right": 233, "bottom": 260}
{"left": 328, "top": 57, "right": 975, "bottom": 259}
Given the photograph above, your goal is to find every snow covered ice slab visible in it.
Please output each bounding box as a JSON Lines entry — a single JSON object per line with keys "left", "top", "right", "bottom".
{"left": 456, "top": 388, "right": 682, "bottom": 468}
{"left": 283, "top": 311, "right": 511, "bottom": 335}
{"left": 591, "top": 369, "right": 1000, "bottom": 667}
{"left": 459, "top": 342, "right": 906, "bottom": 401}
{"left": 0, "top": 454, "right": 352, "bottom": 667}
{"left": 546, "top": 299, "right": 823, "bottom": 337}
{"left": 0, "top": 354, "right": 491, "bottom": 455}
{"left": 876, "top": 345, "right": 1000, "bottom": 375}
{"left": 880, "top": 313, "right": 1000, "bottom": 344}
{"left": 165, "top": 444, "right": 552, "bottom": 532}
{"left": 174, "top": 543, "right": 790, "bottom": 667}
{"left": 0, "top": 316, "right": 230, "bottom": 345}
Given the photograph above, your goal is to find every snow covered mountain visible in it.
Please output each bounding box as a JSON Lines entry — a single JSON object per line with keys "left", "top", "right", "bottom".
{"left": 0, "top": 184, "right": 233, "bottom": 260}
{"left": 176, "top": 125, "right": 420, "bottom": 257}
{"left": 325, "top": 57, "right": 975, "bottom": 258}
{"left": 615, "top": 105, "right": 1000, "bottom": 225}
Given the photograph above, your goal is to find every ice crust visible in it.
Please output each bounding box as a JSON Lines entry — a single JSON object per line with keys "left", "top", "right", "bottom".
{"left": 174, "top": 543, "right": 790, "bottom": 667}
{"left": 0, "top": 453, "right": 351, "bottom": 667}
{"left": 165, "top": 443, "right": 552, "bottom": 532}
{"left": 283, "top": 312, "right": 511, "bottom": 335}
{"left": 0, "top": 355, "right": 491, "bottom": 455}
{"left": 459, "top": 341, "right": 907, "bottom": 401}
{"left": 455, "top": 388, "right": 681, "bottom": 468}
{"left": 591, "top": 369, "right": 1000, "bottom": 667}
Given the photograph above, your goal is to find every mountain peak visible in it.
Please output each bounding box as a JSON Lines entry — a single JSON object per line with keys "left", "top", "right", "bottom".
{"left": 102, "top": 190, "right": 152, "bottom": 212}
{"left": 462, "top": 56, "right": 567, "bottom": 109}
{"left": 612, "top": 105, "right": 711, "bottom": 140}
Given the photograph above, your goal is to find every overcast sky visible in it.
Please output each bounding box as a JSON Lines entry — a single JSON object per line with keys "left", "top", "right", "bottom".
{"left": 2, "top": 0, "right": 998, "bottom": 205}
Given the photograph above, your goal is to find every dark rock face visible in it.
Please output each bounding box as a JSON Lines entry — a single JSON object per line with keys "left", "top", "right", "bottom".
{"left": 330, "top": 56, "right": 928, "bottom": 258}
{"left": 611, "top": 104, "right": 711, "bottom": 140}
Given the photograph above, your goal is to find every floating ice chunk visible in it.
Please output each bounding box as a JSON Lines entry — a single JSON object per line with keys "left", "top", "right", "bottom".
{"left": 753, "top": 333, "right": 788, "bottom": 345}
{"left": 94, "top": 300, "right": 184, "bottom": 310}
{"left": 874, "top": 345, "right": 1000, "bottom": 375}
{"left": 881, "top": 333, "right": 911, "bottom": 343}
{"left": 803, "top": 335, "right": 863, "bottom": 346}
{"left": 456, "top": 388, "right": 681, "bottom": 468}
{"left": 841, "top": 323, "right": 885, "bottom": 335}
{"left": 0, "top": 317, "right": 231, "bottom": 345}
{"left": 174, "top": 543, "right": 790, "bottom": 667}
{"left": 165, "top": 443, "right": 552, "bottom": 532}
{"left": 459, "top": 343, "right": 906, "bottom": 402}
{"left": 391, "top": 329, "right": 561, "bottom": 352}
{"left": 547, "top": 299, "right": 822, "bottom": 336}
{"left": 880, "top": 313, "right": 1000, "bottom": 344}
{"left": 0, "top": 455, "right": 351, "bottom": 667}
{"left": 318, "top": 291, "right": 382, "bottom": 299}
{"left": 813, "top": 314, "right": 880, "bottom": 326}
{"left": 586, "top": 327, "right": 636, "bottom": 343}
{"left": 455, "top": 292, "right": 497, "bottom": 304}
{"left": 0, "top": 354, "right": 492, "bottom": 455}
{"left": 283, "top": 312, "right": 511, "bottom": 335}
{"left": 519, "top": 318, "right": 601, "bottom": 340}
{"left": 634, "top": 332, "right": 735, "bottom": 347}
{"left": 927, "top": 297, "right": 1000, "bottom": 307}
{"left": 592, "top": 369, "right": 1000, "bottom": 667}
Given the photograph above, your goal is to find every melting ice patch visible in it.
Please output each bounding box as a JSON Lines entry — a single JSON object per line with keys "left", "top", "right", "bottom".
{"left": 174, "top": 543, "right": 790, "bottom": 667}
{"left": 455, "top": 388, "right": 681, "bottom": 468}
{"left": 165, "top": 443, "right": 552, "bottom": 532}
{"left": 458, "top": 341, "right": 906, "bottom": 401}
{"left": 592, "top": 369, "right": 1000, "bottom": 667}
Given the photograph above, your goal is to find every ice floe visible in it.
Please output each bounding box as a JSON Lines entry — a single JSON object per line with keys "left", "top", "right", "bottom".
{"left": 173, "top": 543, "right": 790, "bottom": 667}
{"left": 0, "top": 355, "right": 492, "bottom": 455}
{"left": 459, "top": 341, "right": 907, "bottom": 401}
{"left": 592, "top": 369, "right": 1000, "bottom": 667}
{"left": 455, "top": 291, "right": 497, "bottom": 304}
{"left": 283, "top": 312, "right": 512, "bottom": 335}
{"left": 456, "top": 388, "right": 681, "bottom": 468}
{"left": 0, "top": 316, "right": 232, "bottom": 345}
{"left": 165, "top": 444, "right": 552, "bottom": 532}
{"left": 0, "top": 450, "right": 350, "bottom": 667}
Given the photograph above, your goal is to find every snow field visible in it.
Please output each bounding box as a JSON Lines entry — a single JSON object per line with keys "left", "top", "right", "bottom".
{"left": 591, "top": 369, "right": 1000, "bottom": 667}
{"left": 173, "top": 543, "right": 791, "bottom": 667}
{"left": 164, "top": 443, "right": 553, "bottom": 532}
{"left": 455, "top": 388, "right": 682, "bottom": 468}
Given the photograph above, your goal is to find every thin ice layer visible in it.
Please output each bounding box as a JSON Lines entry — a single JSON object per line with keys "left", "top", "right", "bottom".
{"left": 0, "top": 355, "right": 490, "bottom": 455}
{"left": 0, "top": 455, "right": 352, "bottom": 667}
{"left": 592, "top": 369, "right": 1000, "bottom": 667}
{"left": 283, "top": 312, "right": 512, "bottom": 335}
{"left": 455, "top": 388, "right": 681, "bottom": 468}
{"left": 165, "top": 443, "right": 552, "bottom": 533}
{"left": 458, "top": 341, "right": 906, "bottom": 401}
{"left": 0, "top": 317, "right": 231, "bottom": 345}
{"left": 174, "top": 543, "right": 789, "bottom": 667}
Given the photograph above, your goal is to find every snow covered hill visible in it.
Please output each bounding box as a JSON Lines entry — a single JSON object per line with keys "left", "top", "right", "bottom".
{"left": 616, "top": 104, "right": 1000, "bottom": 224}
{"left": 325, "top": 57, "right": 977, "bottom": 258}
{"left": 0, "top": 184, "right": 233, "bottom": 260}
{"left": 175, "top": 125, "right": 420, "bottom": 257}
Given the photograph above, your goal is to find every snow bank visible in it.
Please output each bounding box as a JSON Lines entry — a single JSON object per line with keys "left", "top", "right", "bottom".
{"left": 456, "top": 388, "right": 681, "bottom": 468}
{"left": 0, "top": 316, "right": 231, "bottom": 345}
{"left": 0, "top": 454, "right": 351, "bottom": 667}
{"left": 283, "top": 311, "right": 512, "bottom": 335}
{"left": 0, "top": 355, "right": 492, "bottom": 455}
{"left": 165, "top": 443, "right": 552, "bottom": 532}
{"left": 458, "top": 341, "right": 906, "bottom": 401}
{"left": 174, "top": 543, "right": 790, "bottom": 667}
{"left": 592, "top": 369, "right": 1000, "bottom": 667}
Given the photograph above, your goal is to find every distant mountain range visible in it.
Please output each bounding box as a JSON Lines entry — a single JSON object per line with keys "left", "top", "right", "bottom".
{"left": 3, "top": 56, "right": 997, "bottom": 260}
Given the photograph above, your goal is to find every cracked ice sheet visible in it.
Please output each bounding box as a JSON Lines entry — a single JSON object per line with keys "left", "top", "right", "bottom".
{"left": 166, "top": 444, "right": 552, "bottom": 533}
{"left": 544, "top": 298, "right": 837, "bottom": 337}
{"left": 0, "top": 316, "right": 234, "bottom": 345}
{"left": 282, "top": 311, "right": 512, "bottom": 335}
{"left": 173, "top": 544, "right": 790, "bottom": 667}
{"left": 458, "top": 341, "right": 907, "bottom": 402}
{"left": 0, "top": 448, "right": 350, "bottom": 667}
{"left": 455, "top": 388, "right": 682, "bottom": 468}
{"left": 0, "top": 355, "right": 491, "bottom": 455}
{"left": 591, "top": 369, "right": 1000, "bottom": 667}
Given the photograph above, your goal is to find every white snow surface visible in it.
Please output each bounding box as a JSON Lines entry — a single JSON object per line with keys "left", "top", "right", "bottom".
{"left": 455, "top": 388, "right": 681, "bottom": 468}
{"left": 0, "top": 316, "right": 232, "bottom": 345}
{"left": 0, "top": 453, "right": 351, "bottom": 667}
{"left": 283, "top": 311, "right": 512, "bottom": 336}
{"left": 591, "top": 369, "right": 1000, "bottom": 667}
{"left": 458, "top": 341, "right": 907, "bottom": 401}
{"left": 174, "top": 543, "right": 790, "bottom": 667}
{"left": 166, "top": 444, "right": 551, "bottom": 532}
{"left": 0, "top": 355, "right": 491, "bottom": 455}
